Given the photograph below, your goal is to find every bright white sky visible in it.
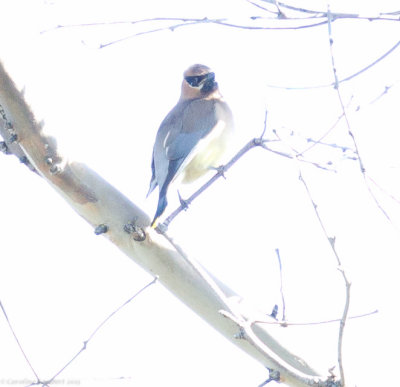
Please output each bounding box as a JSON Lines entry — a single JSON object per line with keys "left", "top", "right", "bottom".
{"left": 1, "top": 0, "right": 400, "bottom": 386}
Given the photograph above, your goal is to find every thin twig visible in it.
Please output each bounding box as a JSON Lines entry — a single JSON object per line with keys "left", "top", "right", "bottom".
{"left": 98, "top": 21, "right": 204, "bottom": 48}
{"left": 158, "top": 135, "right": 335, "bottom": 230}
{"left": 253, "top": 309, "right": 378, "bottom": 327}
{"left": 366, "top": 174, "right": 400, "bottom": 205}
{"left": 297, "top": 96, "right": 354, "bottom": 157}
{"left": 380, "top": 10, "right": 400, "bottom": 15}
{"left": 246, "top": 0, "right": 280, "bottom": 16}
{"left": 302, "top": 139, "right": 356, "bottom": 157}
{"left": 299, "top": 169, "right": 351, "bottom": 387}
{"left": 42, "top": 12, "right": 399, "bottom": 53}
{"left": 297, "top": 112, "right": 345, "bottom": 156}
{"left": 327, "top": 7, "right": 394, "bottom": 226}
{"left": 254, "top": 309, "right": 377, "bottom": 326}
{"left": 159, "top": 138, "right": 259, "bottom": 230}
{"left": 364, "top": 179, "right": 394, "bottom": 222}
{"left": 41, "top": 10, "right": 400, "bottom": 37}
{"left": 260, "top": 109, "right": 269, "bottom": 139}
{"left": 267, "top": 119, "right": 352, "bottom": 387}
{"left": 271, "top": 125, "right": 358, "bottom": 166}
{"left": 261, "top": 143, "right": 337, "bottom": 171}
{"left": 367, "top": 84, "right": 395, "bottom": 105}
{"left": 274, "top": 248, "right": 286, "bottom": 322}
{"left": 337, "top": 269, "right": 351, "bottom": 387}
{"left": 97, "top": 18, "right": 330, "bottom": 48}
{"left": 258, "top": 376, "right": 275, "bottom": 386}
{"left": 260, "top": 0, "right": 327, "bottom": 15}
{"left": 0, "top": 300, "right": 40, "bottom": 382}
{"left": 40, "top": 17, "right": 224, "bottom": 33}
{"left": 212, "top": 19, "right": 328, "bottom": 30}
{"left": 261, "top": 0, "right": 400, "bottom": 21}
{"left": 266, "top": 39, "right": 400, "bottom": 90}
{"left": 291, "top": 43, "right": 352, "bottom": 378}
{"left": 337, "top": 39, "right": 400, "bottom": 84}
{"left": 43, "top": 16, "right": 332, "bottom": 48}
{"left": 45, "top": 278, "right": 157, "bottom": 384}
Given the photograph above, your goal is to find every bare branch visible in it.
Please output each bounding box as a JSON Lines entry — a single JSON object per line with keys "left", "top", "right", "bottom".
{"left": 98, "top": 20, "right": 206, "bottom": 49}
{"left": 367, "top": 83, "right": 396, "bottom": 105}
{"left": 366, "top": 174, "right": 400, "bottom": 206}
{"left": 42, "top": 16, "right": 330, "bottom": 38}
{"left": 380, "top": 10, "right": 400, "bottom": 16}
{"left": 326, "top": 8, "right": 395, "bottom": 225}
{"left": 254, "top": 309, "right": 378, "bottom": 326}
{"left": 0, "top": 300, "right": 40, "bottom": 383}
{"left": 159, "top": 138, "right": 259, "bottom": 230}
{"left": 96, "top": 18, "right": 330, "bottom": 48}
{"left": 260, "top": 0, "right": 400, "bottom": 21}
{"left": 277, "top": 58, "right": 352, "bottom": 384}
{"left": 260, "top": 108, "right": 269, "bottom": 139}
{"left": 0, "top": 276, "right": 156, "bottom": 386}
{"left": 267, "top": 39, "right": 400, "bottom": 90}
{"left": 338, "top": 40, "right": 400, "bottom": 84}
{"left": 275, "top": 248, "right": 287, "bottom": 322}
{"left": 159, "top": 131, "right": 335, "bottom": 230}
{"left": 46, "top": 279, "right": 157, "bottom": 384}
{"left": 157, "top": 108, "right": 336, "bottom": 228}
{"left": 220, "top": 310, "right": 340, "bottom": 387}
{"left": 259, "top": 0, "right": 328, "bottom": 16}
{"left": 297, "top": 97, "right": 355, "bottom": 157}
{"left": 246, "top": 0, "right": 280, "bottom": 16}
{"left": 298, "top": 169, "right": 351, "bottom": 387}
{"left": 248, "top": 109, "right": 352, "bottom": 385}
{"left": 0, "top": 60, "right": 328, "bottom": 387}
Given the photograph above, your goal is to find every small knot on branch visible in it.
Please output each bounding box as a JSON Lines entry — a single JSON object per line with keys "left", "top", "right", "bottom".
{"left": 94, "top": 224, "right": 109, "bottom": 235}
{"left": 124, "top": 220, "right": 146, "bottom": 241}
{"left": 258, "top": 369, "right": 281, "bottom": 386}
{"left": 253, "top": 137, "right": 264, "bottom": 146}
{"left": 9, "top": 133, "right": 18, "bottom": 143}
{"left": 19, "top": 156, "right": 29, "bottom": 165}
{"left": 0, "top": 141, "right": 10, "bottom": 154}
{"left": 233, "top": 327, "right": 245, "bottom": 340}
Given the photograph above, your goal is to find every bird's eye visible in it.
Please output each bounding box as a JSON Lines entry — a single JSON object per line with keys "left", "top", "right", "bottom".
{"left": 185, "top": 74, "right": 207, "bottom": 87}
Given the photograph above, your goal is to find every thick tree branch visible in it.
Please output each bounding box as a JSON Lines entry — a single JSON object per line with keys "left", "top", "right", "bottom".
{"left": 0, "top": 61, "right": 337, "bottom": 386}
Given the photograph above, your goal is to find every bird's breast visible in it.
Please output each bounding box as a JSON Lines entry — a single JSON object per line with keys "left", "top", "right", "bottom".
{"left": 181, "top": 119, "right": 232, "bottom": 183}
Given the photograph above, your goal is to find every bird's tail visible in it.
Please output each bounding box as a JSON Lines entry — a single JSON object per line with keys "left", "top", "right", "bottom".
{"left": 147, "top": 177, "right": 157, "bottom": 198}
{"left": 151, "top": 191, "right": 168, "bottom": 228}
{"left": 147, "top": 158, "right": 157, "bottom": 198}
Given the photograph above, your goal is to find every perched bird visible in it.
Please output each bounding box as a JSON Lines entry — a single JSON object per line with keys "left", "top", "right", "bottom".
{"left": 147, "top": 64, "right": 234, "bottom": 227}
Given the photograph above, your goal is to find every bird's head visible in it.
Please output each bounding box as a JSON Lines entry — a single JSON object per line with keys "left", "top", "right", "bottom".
{"left": 181, "top": 64, "right": 220, "bottom": 100}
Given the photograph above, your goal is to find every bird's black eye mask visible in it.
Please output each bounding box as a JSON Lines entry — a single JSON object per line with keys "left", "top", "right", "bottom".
{"left": 185, "top": 72, "right": 215, "bottom": 87}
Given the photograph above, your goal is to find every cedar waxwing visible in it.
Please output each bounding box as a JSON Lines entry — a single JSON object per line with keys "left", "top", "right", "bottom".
{"left": 147, "top": 64, "right": 234, "bottom": 227}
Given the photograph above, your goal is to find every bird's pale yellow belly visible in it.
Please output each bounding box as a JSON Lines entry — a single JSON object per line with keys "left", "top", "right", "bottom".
{"left": 181, "top": 120, "right": 231, "bottom": 183}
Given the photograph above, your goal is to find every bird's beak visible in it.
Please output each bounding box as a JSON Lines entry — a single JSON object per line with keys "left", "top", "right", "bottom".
{"left": 201, "top": 72, "right": 215, "bottom": 85}
{"left": 200, "top": 72, "right": 216, "bottom": 92}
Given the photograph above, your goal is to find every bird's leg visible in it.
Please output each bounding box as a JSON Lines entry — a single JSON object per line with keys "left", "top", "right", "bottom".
{"left": 177, "top": 190, "right": 190, "bottom": 211}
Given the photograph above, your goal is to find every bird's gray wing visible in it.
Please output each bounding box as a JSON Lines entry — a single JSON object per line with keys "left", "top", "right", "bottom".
{"left": 155, "top": 99, "right": 218, "bottom": 192}
{"left": 165, "top": 99, "right": 217, "bottom": 160}
{"left": 149, "top": 98, "right": 219, "bottom": 199}
{"left": 147, "top": 102, "right": 188, "bottom": 196}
